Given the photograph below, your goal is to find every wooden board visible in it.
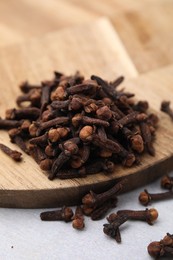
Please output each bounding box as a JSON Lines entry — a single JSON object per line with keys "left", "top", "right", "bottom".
{"left": 0, "top": 0, "right": 173, "bottom": 74}
{"left": 112, "top": 0, "right": 173, "bottom": 73}
{"left": 0, "top": 0, "right": 98, "bottom": 48}
{"left": 65, "top": 0, "right": 173, "bottom": 73}
{"left": 65, "top": 0, "right": 160, "bottom": 15}
{"left": 0, "top": 18, "right": 173, "bottom": 208}
{"left": 0, "top": 0, "right": 147, "bottom": 48}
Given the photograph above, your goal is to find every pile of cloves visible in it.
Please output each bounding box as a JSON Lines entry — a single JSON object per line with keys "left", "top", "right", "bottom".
{"left": 0, "top": 71, "right": 159, "bottom": 180}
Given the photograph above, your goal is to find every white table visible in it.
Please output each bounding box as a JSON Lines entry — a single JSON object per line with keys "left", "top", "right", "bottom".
{"left": 1, "top": 176, "right": 172, "bottom": 260}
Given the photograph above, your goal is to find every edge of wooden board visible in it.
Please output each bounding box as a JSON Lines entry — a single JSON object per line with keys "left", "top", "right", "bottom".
{"left": 0, "top": 154, "right": 173, "bottom": 208}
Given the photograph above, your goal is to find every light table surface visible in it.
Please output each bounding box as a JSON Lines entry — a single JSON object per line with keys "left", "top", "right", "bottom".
{"left": 0, "top": 176, "right": 172, "bottom": 260}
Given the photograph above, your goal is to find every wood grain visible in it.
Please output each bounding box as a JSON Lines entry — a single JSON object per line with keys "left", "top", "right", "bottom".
{"left": 0, "top": 0, "right": 173, "bottom": 75}
{"left": 64, "top": 0, "right": 173, "bottom": 73}
{"left": 0, "top": 0, "right": 97, "bottom": 48}
{"left": 111, "top": 0, "right": 173, "bottom": 72}
{"left": 0, "top": 18, "right": 137, "bottom": 99}
{"left": 0, "top": 19, "right": 173, "bottom": 208}
{"left": 64, "top": 0, "right": 160, "bottom": 15}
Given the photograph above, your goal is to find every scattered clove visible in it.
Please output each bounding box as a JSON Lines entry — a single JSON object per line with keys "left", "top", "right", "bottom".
{"left": 72, "top": 206, "right": 85, "bottom": 230}
{"left": 91, "top": 197, "right": 117, "bottom": 220}
{"left": 116, "top": 208, "right": 158, "bottom": 225}
{"left": 0, "top": 143, "right": 22, "bottom": 161}
{"left": 40, "top": 206, "right": 74, "bottom": 222}
{"left": 103, "top": 207, "right": 158, "bottom": 243}
{"left": 148, "top": 233, "right": 173, "bottom": 258}
{"left": 139, "top": 189, "right": 173, "bottom": 206}
{"left": 82, "top": 179, "right": 127, "bottom": 208}
{"left": 161, "top": 175, "right": 173, "bottom": 190}
{"left": 103, "top": 214, "right": 128, "bottom": 243}
{"left": 161, "top": 101, "right": 173, "bottom": 120}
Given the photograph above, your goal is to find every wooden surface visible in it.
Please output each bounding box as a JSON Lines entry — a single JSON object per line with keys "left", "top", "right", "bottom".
{"left": 0, "top": 0, "right": 98, "bottom": 48}
{"left": 65, "top": 0, "right": 173, "bottom": 73}
{"left": 65, "top": 0, "right": 162, "bottom": 14}
{"left": 0, "top": 18, "right": 173, "bottom": 208}
{"left": 0, "top": 0, "right": 173, "bottom": 72}
{"left": 112, "top": 0, "right": 173, "bottom": 73}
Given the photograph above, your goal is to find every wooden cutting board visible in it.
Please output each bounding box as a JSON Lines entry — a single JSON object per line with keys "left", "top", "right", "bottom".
{"left": 0, "top": 18, "right": 173, "bottom": 208}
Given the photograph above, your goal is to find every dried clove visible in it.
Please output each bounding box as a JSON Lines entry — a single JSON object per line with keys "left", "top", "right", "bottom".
{"left": 40, "top": 206, "right": 74, "bottom": 222}
{"left": 111, "top": 111, "right": 141, "bottom": 133}
{"left": 110, "top": 76, "right": 124, "bottom": 89}
{"left": 0, "top": 118, "right": 23, "bottom": 129}
{"left": 161, "top": 101, "right": 173, "bottom": 120}
{"left": 40, "top": 81, "right": 53, "bottom": 112}
{"left": 51, "top": 100, "right": 70, "bottom": 110}
{"left": 116, "top": 208, "right": 158, "bottom": 225}
{"left": 161, "top": 175, "right": 173, "bottom": 190}
{"left": 82, "top": 179, "right": 127, "bottom": 207}
{"left": 8, "top": 128, "right": 29, "bottom": 154}
{"left": 91, "top": 197, "right": 117, "bottom": 220}
{"left": 103, "top": 208, "right": 158, "bottom": 243}
{"left": 79, "top": 125, "right": 94, "bottom": 142}
{"left": 0, "top": 143, "right": 22, "bottom": 161}
{"left": 139, "top": 189, "right": 173, "bottom": 206}
{"left": 19, "top": 81, "right": 41, "bottom": 93}
{"left": 36, "top": 117, "right": 69, "bottom": 135}
{"left": 148, "top": 233, "right": 173, "bottom": 258}
{"left": 92, "top": 134, "right": 121, "bottom": 153}
{"left": 140, "top": 121, "right": 155, "bottom": 156}
{"left": 49, "top": 139, "right": 79, "bottom": 180}
{"left": 6, "top": 107, "right": 40, "bottom": 120}
{"left": 20, "top": 120, "right": 31, "bottom": 133}
{"left": 78, "top": 159, "right": 114, "bottom": 176}
{"left": 16, "top": 89, "right": 41, "bottom": 107}
{"left": 96, "top": 106, "right": 112, "bottom": 120}
{"left": 66, "top": 80, "right": 99, "bottom": 95}
{"left": 91, "top": 75, "right": 117, "bottom": 99}
{"left": 133, "top": 101, "right": 149, "bottom": 113}
{"left": 39, "top": 158, "right": 53, "bottom": 171}
{"left": 55, "top": 168, "right": 86, "bottom": 179}
{"left": 72, "top": 206, "right": 85, "bottom": 230}
{"left": 82, "top": 116, "right": 110, "bottom": 127}
{"left": 103, "top": 214, "right": 128, "bottom": 243}
{"left": 29, "top": 133, "right": 48, "bottom": 146}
